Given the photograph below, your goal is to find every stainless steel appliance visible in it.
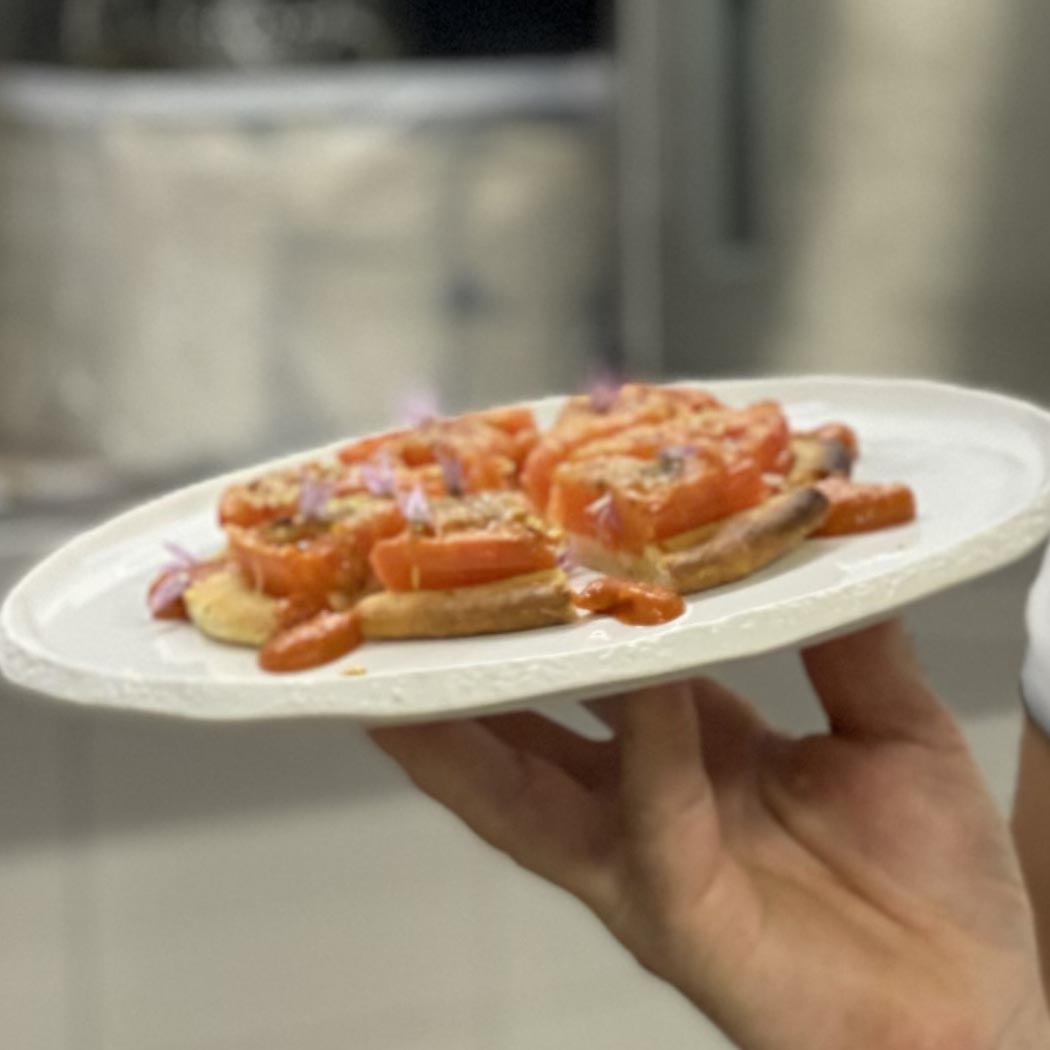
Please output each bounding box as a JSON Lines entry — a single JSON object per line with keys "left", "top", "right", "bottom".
{"left": 616, "top": 0, "right": 1050, "bottom": 405}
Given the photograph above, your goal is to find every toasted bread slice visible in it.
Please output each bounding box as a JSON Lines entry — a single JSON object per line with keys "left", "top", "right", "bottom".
{"left": 358, "top": 569, "right": 576, "bottom": 640}
{"left": 566, "top": 487, "right": 829, "bottom": 595}
{"left": 183, "top": 567, "right": 282, "bottom": 647}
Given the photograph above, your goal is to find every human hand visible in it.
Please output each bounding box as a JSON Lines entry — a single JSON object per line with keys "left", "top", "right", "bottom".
{"left": 371, "top": 622, "right": 1050, "bottom": 1050}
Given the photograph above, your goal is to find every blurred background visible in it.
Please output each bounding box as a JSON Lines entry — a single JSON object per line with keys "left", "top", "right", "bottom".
{"left": 2, "top": 2, "right": 1049, "bottom": 1048}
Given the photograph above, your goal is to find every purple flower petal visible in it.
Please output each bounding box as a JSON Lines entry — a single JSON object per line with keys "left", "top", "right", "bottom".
{"left": 658, "top": 444, "right": 695, "bottom": 462}
{"left": 400, "top": 388, "right": 442, "bottom": 427}
{"left": 435, "top": 447, "right": 465, "bottom": 497}
{"left": 163, "top": 541, "right": 199, "bottom": 568}
{"left": 397, "top": 483, "right": 433, "bottom": 529}
{"left": 361, "top": 457, "right": 397, "bottom": 498}
{"left": 586, "top": 368, "right": 623, "bottom": 413}
{"left": 298, "top": 477, "right": 335, "bottom": 520}
{"left": 586, "top": 492, "right": 622, "bottom": 539}
{"left": 148, "top": 569, "right": 191, "bottom": 615}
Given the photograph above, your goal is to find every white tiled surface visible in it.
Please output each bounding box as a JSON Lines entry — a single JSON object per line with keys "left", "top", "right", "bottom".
{"left": 0, "top": 550, "right": 1040, "bottom": 1050}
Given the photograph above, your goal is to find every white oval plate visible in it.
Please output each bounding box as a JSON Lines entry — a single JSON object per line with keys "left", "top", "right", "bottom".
{"left": 3, "top": 377, "right": 1050, "bottom": 725}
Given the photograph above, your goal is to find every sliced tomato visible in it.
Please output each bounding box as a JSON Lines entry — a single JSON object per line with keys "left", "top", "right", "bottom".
{"left": 509, "top": 427, "right": 540, "bottom": 465}
{"left": 464, "top": 405, "right": 537, "bottom": 436}
{"left": 423, "top": 491, "right": 554, "bottom": 538}
{"left": 228, "top": 500, "right": 404, "bottom": 598}
{"left": 523, "top": 416, "right": 657, "bottom": 510}
{"left": 521, "top": 437, "right": 571, "bottom": 510}
{"left": 549, "top": 452, "right": 767, "bottom": 553}
{"left": 712, "top": 402, "right": 792, "bottom": 474}
{"left": 456, "top": 452, "right": 515, "bottom": 493}
{"left": 338, "top": 461, "right": 447, "bottom": 499}
{"left": 559, "top": 404, "right": 782, "bottom": 466}
{"left": 652, "top": 385, "right": 725, "bottom": 414}
{"left": 259, "top": 608, "right": 363, "bottom": 673}
{"left": 370, "top": 530, "right": 557, "bottom": 592}
{"left": 219, "top": 482, "right": 297, "bottom": 529}
{"left": 461, "top": 406, "right": 540, "bottom": 465}
{"left": 219, "top": 462, "right": 354, "bottom": 528}
{"left": 337, "top": 429, "right": 412, "bottom": 465}
{"left": 813, "top": 479, "right": 916, "bottom": 537}
{"left": 338, "top": 417, "right": 520, "bottom": 492}
{"left": 556, "top": 383, "right": 723, "bottom": 425}
{"left": 524, "top": 385, "right": 728, "bottom": 510}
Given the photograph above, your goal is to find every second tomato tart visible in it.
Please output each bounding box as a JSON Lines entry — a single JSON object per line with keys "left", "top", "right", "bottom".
{"left": 184, "top": 491, "right": 404, "bottom": 650}
{"left": 358, "top": 490, "right": 576, "bottom": 639}
{"left": 548, "top": 444, "right": 830, "bottom": 593}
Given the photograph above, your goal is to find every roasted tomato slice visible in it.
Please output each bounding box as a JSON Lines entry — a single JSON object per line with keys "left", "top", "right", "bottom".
{"left": 370, "top": 491, "right": 558, "bottom": 592}
{"left": 549, "top": 450, "right": 767, "bottom": 553}
{"left": 564, "top": 401, "right": 791, "bottom": 477}
{"left": 522, "top": 385, "right": 727, "bottom": 510}
{"left": 465, "top": 405, "right": 537, "bottom": 436}
{"left": 338, "top": 416, "right": 520, "bottom": 492}
{"left": 461, "top": 406, "right": 540, "bottom": 465}
{"left": 336, "top": 429, "right": 413, "bottom": 466}
{"left": 702, "top": 402, "right": 792, "bottom": 474}
{"left": 370, "top": 531, "right": 557, "bottom": 592}
{"left": 219, "top": 462, "right": 357, "bottom": 528}
{"left": 228, "top": 497, "right": 404, "bottom": 599}
{"left": 813, "top": 479, "right": 916, "bottom": 536}
{"left": 557, "top": 383, "right": 723, "bottom": 425}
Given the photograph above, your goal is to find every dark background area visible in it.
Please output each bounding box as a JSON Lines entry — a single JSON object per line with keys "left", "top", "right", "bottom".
{"left": 1, "top": 0, "right": 605, "bottom": 65}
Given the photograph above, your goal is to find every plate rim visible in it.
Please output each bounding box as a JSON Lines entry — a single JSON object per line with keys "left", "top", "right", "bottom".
{"left": 4, "top": 374, "right": 1050, "bottom": 724}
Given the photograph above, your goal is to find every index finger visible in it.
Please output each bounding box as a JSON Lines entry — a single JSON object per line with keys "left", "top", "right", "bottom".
{"left": 802, "top": 620, "right": 962, "bottom": 749}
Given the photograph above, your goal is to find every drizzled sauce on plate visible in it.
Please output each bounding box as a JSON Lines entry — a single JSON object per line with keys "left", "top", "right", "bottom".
{"left": 573, "top": 577, "right": 685, "bottom": 626}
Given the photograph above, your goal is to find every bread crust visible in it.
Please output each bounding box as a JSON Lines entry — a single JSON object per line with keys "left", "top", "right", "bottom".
{"left": 662, "top": 487, "right": 829, "bottom": 593}
{"left": 567, "top": 487, "right": 830, "bottom": 595}
{"left": 358, "top": 570, "right": 576, "bottom": 640}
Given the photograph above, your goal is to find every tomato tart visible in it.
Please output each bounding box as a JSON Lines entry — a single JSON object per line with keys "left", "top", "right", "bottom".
{"left": 147, "top": 389, "right": 917, "bottom": 672}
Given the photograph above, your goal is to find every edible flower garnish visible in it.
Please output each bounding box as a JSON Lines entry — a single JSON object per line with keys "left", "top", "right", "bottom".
{"left": 147, "top": 570, "right": 192, "bottom": 615}
{"left": 162, "top": 541, "right": 199, "bottom": 569}
{"left": 361, "top": 455, "right": 397, "bottom": 498}
{"left": 435, "top": 446, "right": 465, "bottom": 497}
{"left": 298, "top": 476, "right": 335, "bottom": 521}
{"left": 400, "top": 388, "right": 442, "bottom": 427}
{"left": 659, "top": 443, "right": 694, "bottom": 461}
{"left": 587, "top": 368, "right": 623, "bottom": 414}
{"left": 398, "top": 483, "right": 433, "bottom": 531}
{"left": 148, "top": 540, "right": 201, "bottom": 615}
{"left": 587, "top": 491, "right": 622, "bottom": 540}
{"left": 557, "top": 547, "right": 578, "bottom": 573}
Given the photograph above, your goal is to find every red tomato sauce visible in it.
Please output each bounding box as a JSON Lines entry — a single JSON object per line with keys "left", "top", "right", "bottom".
{"left": 259, "top": 608, "right": 363, "bottom": 673}
{"left": 572, "top": 577, "right": 685, "bottom": 626}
